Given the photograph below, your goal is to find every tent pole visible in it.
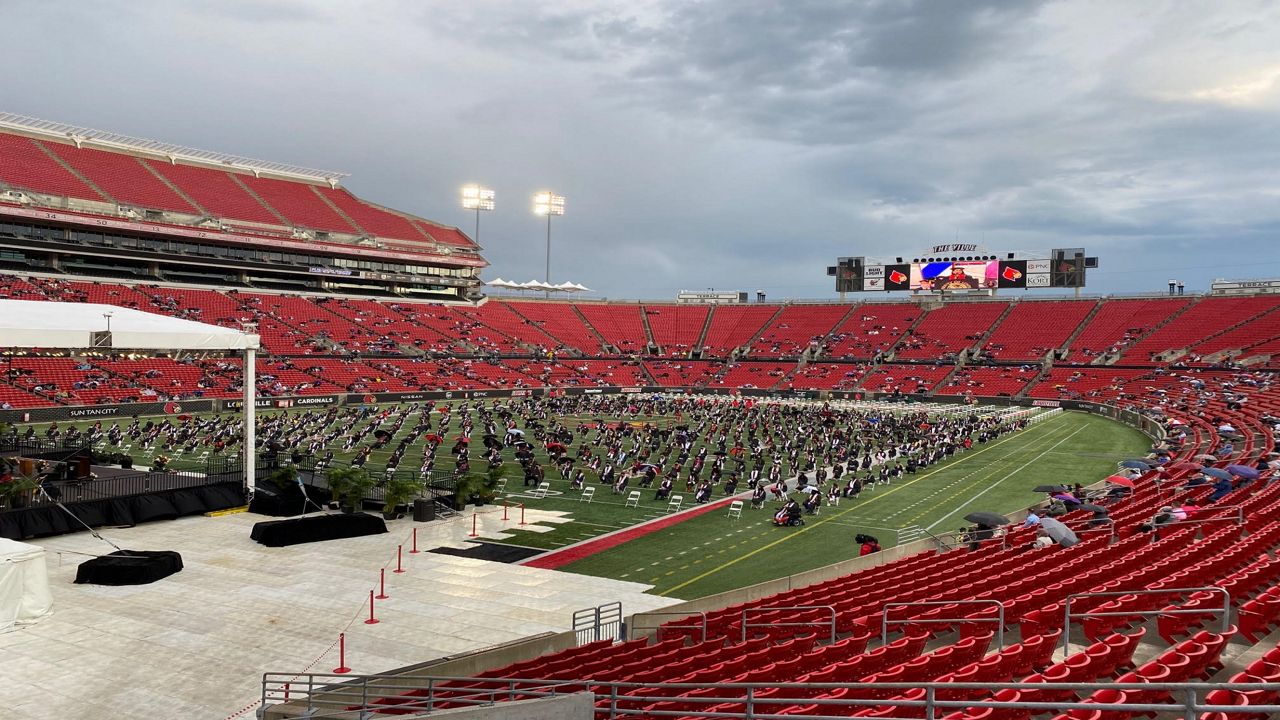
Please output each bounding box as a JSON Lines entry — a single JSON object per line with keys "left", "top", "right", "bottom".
{"left": 243, "top": 347, "right": 256, "bottom": 495}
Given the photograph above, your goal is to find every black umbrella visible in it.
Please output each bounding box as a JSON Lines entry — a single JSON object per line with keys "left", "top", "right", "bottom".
{"left": 1033, "top": 484, "right": 1069, "bottom": 493}
{"left": 1119, "top": 460, "right": 1152, "bottom": 469}
{"left": 1078, "top": 504, "right": 1108, "bottom": 514}
{"left": 963, "top": 511, "right": 1009, "bottom": 526}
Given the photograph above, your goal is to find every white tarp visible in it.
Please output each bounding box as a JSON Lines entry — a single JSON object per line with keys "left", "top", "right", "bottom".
{"left": 0, "top": 300, "right": 259, "bottom": 351}
{"left": 0, "top": 538, "right": 52, "bottom": 631}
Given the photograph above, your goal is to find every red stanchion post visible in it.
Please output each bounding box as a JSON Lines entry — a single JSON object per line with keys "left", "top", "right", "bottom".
{"left": 519, "top": 503, "right": 526, "bottom": 526}
{"left": 394, "top": 545, "right": 405, "bottom": 574}
{"left": 376, "top": 568, "right": 388, "bottom": 600}
{"left": 409, "top": 527, "right": 420, "bottom": 554}
{"left": 333, "top": 633, "right": 351, "bottom": 674}
{"left": 502, "top": 499, "right": 509, "bottom": 522}
{"left": 364, "top": 590, "right": 380, "bottom": 624}
{"left": 469, "top": 513, "right": 478, "bottom": 538}
{"left": 284, "top": 683, "right": 291, "bottom": 701}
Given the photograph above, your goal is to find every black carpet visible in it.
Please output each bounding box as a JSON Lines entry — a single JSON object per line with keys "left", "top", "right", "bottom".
{"left": 429, "top": 541, "right": 544, "bottom": 564}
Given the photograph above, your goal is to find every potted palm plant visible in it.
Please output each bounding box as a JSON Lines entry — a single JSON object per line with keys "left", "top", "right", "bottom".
{"left": 381, "top": 476, "right": 420, "bottom": 520}
{"left": 0, "top": 459, "right": 39, "bottom": 510}
{"left": 326, "top": 466, "right": 375, "bottom": 513}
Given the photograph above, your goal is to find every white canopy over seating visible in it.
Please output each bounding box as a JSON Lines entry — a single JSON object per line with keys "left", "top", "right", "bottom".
{"left": 0, "top": 300, "right": 258, "bottom": 351}
{"left": 0, "top": 299, "right": 263, "bottom": 490}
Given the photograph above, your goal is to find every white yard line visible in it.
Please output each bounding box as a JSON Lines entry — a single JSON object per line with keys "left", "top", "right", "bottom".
{"left": 923, "top": 423, "right": 1090, "bottom": 532}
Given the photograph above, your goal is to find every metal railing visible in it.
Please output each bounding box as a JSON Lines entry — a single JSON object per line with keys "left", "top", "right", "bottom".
{"left": 881, "top": 599, "right": 1006, "bottom": 649}
{"left": 259, "top": 674, "right": 1280, "bottom": 720}
{"left": 1061, "top": 586, "right": 1231, "bottom": 654}
{"left": 630, "top": 611, "right": 708, "bottom": 644}
{"left": 5, "top": 462, "right": 242, "bottom": 511}
{"left": 740, "top": 605, "right": 837, "bottom": 645}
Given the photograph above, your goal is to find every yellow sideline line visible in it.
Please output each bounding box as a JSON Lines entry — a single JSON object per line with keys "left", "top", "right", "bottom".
{"left": 657, "top": 412, "right": 1068, "bottom": 597}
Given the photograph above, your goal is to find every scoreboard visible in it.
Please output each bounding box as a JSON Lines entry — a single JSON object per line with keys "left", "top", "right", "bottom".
{"left": 828, "top": 245, "right": 1097, "bottom": 293}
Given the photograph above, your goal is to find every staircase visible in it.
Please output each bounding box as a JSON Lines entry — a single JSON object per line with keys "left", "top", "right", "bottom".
{"left": 572, "top": 305, "right": 614, "bottom": 354}
{"left": 637, "top": 305, "right": 659, "bottom": 354}
{"left": 738, "top": 304, "right": 786, "bottom": 358}
{"left": 693, "top": 306, "right": 716, "bottom": 358}
{"left": 1057, "top": 299, "right": 1104, "bottom": 360}
{"left": 498, "top": 302, "right": 583, "bottom": 357}
{"left": 812, "top": 304, "right": 860, "bottom": 361}
{"left": 931, "top": 358, "right": 966, "bottom": 397}
{"left": 139, "top": 159, "right": 210, "bottom": 215}
{"left": 970, "top": 301, "right": 1016, "bottom": 358}
{"left": 885, "top": 306, "right": 934, "bottom": 360}
{"left": 1111, "top": 296, "right": 1203, "bottom": 364}
{"left": 310, "top": 186, "right": 367, "bottom": 236}
{"left": 227, "top": 173, "right": 293, "bottom": 226}
{"left": 34, "top": 140, "right": 115, "bottom": 204}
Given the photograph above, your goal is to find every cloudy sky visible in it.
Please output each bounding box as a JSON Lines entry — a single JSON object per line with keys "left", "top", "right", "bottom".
{"left": 4, "top": 0, "right": 1279, "bottom": 299}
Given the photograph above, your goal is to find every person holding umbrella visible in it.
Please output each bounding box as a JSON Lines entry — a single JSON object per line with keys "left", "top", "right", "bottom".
{"left": 1023, "top": 514, "right": 1079, "bottom": 548}
{"left": 962, "top": 511, "right": 1008, "bottom": 551}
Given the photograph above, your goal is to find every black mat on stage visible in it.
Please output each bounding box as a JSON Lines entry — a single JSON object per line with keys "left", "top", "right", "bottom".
{"left": 429, "top": 541, "right": 544, "bottom": 564}
{"left": 74, "top": 549, "right": 184, "bottom": 585}
{"left": 250, "top": 512, "right": 387, "bottom": 547}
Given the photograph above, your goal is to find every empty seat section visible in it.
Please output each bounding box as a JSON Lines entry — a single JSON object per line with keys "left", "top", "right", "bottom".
{"left": 464, "top": 303, "right": 560, "bottom": 353}
{"left": 936, "top": 366, "right": 1038, "bottom": 397}
{"left": 824, "top": 303, "right": 920, "bottom": 359}
{"left": 644, "top": 304, "right": 709, "bottom": 357}
{"left": 643, "top": 360, "right": 721, "bottom": 387}
{"left": 711, "top": 362, "right": 792, "bottom": 389}
{"left": 502, "top": 302, "right": 600, "bottom": 354}
{"left": 1122, "top": 295, "right": 1278, "bottom": 363}
{"left": 145, "top": 161, "right": 282, "bottom": 225}
{"left": 859, "top": 365, "right": 952, "bottom": 393}
{"left": 749, "top": 304, "right": 848, "bottom": 357}
{"left": 981, "top": 300, "right": 1095, "bottom": 360}
{"left": 1067, "top": 298, "right": 1191, "bottom": 360}
{"left": 781, "top": 363, "right": 872, "bottom": 390}
{"left": 895, "top": 303, "right": 1008, "bottom": 359}
{"left": 0, "top": 133, "right": 106, "bottom": 200}
{"left": 240, "top": 176, "right": 357, "bottom": 234}
{"left": 313, "top": 187, "right": 424, "bottom": 242}
{"left": 411, "top": 219, "right": 475, "bottom": 248}
{"left": 44, "top": 142, "right": 197, "bottom": 213}
{"left": 576, "top": 303, "right": 648, "bottom": 354}
{"left": 701, "top": 305, "right": 778, "bottom": 357}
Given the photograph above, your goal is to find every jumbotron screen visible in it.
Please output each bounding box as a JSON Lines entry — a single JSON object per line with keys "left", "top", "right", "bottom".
{"left": 910, "top": 260, "right": 999, "bottom": 290}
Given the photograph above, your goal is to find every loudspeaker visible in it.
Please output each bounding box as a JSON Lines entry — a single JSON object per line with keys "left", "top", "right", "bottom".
{"left": 413, "top": 498, "right": 436, "bottom": 522}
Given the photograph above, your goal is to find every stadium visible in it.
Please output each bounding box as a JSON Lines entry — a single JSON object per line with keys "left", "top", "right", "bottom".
{"left": 3, "top": 6, "right": 1280, "bottom": 719}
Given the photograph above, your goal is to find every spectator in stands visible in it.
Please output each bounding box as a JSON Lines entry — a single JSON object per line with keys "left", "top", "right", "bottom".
{"left": 1137, "top": 506, "right": 1179, "bottom": 535}
{"left": 856, "top": 534, "right": 881, "bottom": 556}
{"left": 1208, "top": 475, "right": 1234, "bottom": 503}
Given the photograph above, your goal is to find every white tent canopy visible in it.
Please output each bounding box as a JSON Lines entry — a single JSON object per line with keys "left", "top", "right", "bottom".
{"left": 0, "top": 299, "right": 263, "bottom": 491}
{"left": 0, "top": 538, "right": 52, "bottom": 632}
{"left": 0, "top": 300, "right": 260, "bottom": 351}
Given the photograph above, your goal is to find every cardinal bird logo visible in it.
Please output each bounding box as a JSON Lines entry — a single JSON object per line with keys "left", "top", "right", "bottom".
{"left": 888, "top": 270, "right": 908, "bottom": 284}
{"left": 163, "top": 402, "right": 182, "bottom": 414}
{"left": 1002, "top": 266, "right": 1023, "bottom": 281}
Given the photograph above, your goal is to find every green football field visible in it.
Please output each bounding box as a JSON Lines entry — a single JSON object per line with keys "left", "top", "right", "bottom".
{"left": 25, "top": 402, "right": 1149, "bottom": 601}
{"left": 509, "top": 410, "right": 1149, "bottom": 599}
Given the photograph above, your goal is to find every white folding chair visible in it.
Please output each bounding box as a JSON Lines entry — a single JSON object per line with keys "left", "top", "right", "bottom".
{"left": 624, "top": 490, "right": 641, "bottom": 508}
{"left": 580, "top": 487, "right": 595, "bottom": 503}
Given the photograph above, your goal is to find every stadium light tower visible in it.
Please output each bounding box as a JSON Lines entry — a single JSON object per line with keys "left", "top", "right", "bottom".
{"left": 460, "top": 184, "right": 495, "bottom": 245}
{"left": 533, "top": 191, "right": 565, "bottom": 299}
